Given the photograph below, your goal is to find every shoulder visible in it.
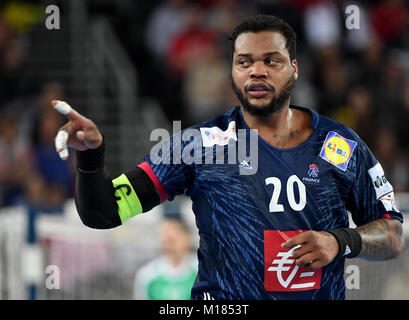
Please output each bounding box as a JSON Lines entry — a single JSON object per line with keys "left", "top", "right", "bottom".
{"left": 308, "top": 107, "right": 376, "bottom": 169}
{"left": 297, "top": 106, "right": 359, "bottom": 141}
{"left": 181, "top": 106, "right": 241, "bottom": 148}
{"left": 301, "top": 106, "right": 367, "bottom": 150}
{"left": 321, "top": 119, "right": 359, "bottom": 142}
{"left": 152, "top": 106, "right": 239, "bottom": 150}
{"left": 294, "top": 105, "right": 375, "bottom": 171}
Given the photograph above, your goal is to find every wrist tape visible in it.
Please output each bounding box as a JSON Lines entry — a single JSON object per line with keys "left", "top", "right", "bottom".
{"left": 327, "top": 228, "right": 362, "bottom": 258}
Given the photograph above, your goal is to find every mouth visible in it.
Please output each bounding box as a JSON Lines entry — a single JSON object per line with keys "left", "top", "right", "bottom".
{"left": 246, "top": 82, "right": 273, "bottom": 99}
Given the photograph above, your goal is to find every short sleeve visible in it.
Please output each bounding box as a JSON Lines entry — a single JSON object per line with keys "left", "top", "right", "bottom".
{"left": 140, "top": 131, "right": 196, "bottom": 202}
{"left": 346, "top": 141, "right": 403, "bottom": 227}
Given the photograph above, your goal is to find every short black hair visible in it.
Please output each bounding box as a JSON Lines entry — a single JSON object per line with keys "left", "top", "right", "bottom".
{"left": 229, "top": 14, "right": 297, "bottom": 61}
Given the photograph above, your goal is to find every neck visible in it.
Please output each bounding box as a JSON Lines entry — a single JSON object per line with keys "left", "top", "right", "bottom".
{"left": 242, "top": 102, "right": 293, "bottom": 133}
{"left": 241, "top": 104, "right": 312, "bottom": 149}
{"left": 169, "top": 253, "right": 185, "bottom": 267}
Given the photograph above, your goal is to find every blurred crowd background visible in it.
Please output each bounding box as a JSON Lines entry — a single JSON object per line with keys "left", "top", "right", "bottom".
{"left": 0, "top": 0, "right": 408, "bottom": 300}
{"left": 0, "top": 0, "right": 408, "bottom": 211}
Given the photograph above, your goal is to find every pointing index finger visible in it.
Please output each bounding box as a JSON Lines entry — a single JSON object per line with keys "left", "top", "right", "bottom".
{"left": 52, "top": 100, "right": 79, "bottom": 120}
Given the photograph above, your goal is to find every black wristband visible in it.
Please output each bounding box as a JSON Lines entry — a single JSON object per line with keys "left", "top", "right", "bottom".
{"left": 327, "top": 228, "right": 362, "bottom": 259}
{"left": 75, "top": 138, "right": 105, "bottom": 172}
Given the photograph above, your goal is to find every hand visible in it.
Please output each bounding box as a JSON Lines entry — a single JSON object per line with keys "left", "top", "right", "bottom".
{"left": 281, "top": 231, "right": 339, "bottom": 271}
{"left": 53, "top": 100, "right": 103, "bottom": 160}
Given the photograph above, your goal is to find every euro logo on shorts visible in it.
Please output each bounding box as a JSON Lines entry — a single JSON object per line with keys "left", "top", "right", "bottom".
{"left": 319, "top": 131, "right": 357, "bottom": 171}
{"left": 264, "top": 230, "right": 322, "bottom": 292}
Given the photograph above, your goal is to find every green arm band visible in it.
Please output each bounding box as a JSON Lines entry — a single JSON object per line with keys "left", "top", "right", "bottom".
{"left": 112, "top": 174, "right": 143, "bottom": 223}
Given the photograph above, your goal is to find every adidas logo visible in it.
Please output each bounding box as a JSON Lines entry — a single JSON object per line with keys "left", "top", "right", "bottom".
{"left": 343, "top": 245, "right": 351, "bottom": 256}
{"left": 239, "top": 160, "right": 252, "bottom": 169}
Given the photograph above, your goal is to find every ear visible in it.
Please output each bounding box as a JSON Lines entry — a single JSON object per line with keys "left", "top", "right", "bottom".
{"left": 291, "top": 59, "right": 298, "bottom": 80}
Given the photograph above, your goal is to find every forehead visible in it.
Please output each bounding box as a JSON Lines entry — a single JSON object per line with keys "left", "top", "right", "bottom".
{"left": 161, "top": 220, "right": 186, "bottom": 233}
{"left": 234, "top": 31, "right": 288, "bottom": 57}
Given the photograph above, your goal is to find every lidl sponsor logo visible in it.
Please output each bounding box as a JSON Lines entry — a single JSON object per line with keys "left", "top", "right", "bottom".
{"left": 319, "top": 131, "right": 357, "bottom": 171}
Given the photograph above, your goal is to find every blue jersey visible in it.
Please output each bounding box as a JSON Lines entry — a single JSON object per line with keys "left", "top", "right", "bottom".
{"left": 141, "top": 105, "right": 403, "bottom": 300}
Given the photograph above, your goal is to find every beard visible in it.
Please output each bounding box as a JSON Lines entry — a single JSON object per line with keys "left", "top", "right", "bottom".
{"left": 231, "top": 74, "right": 296, "bottom": 117}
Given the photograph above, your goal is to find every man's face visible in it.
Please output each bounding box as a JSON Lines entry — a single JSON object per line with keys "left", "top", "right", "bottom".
{"left": 231, "top": 31, "right": 298, "bottom": 117}
{"left": 159, "top": 220, "right": 191, "bottom": 257}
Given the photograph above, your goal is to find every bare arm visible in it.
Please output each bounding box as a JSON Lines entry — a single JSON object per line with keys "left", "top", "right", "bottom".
{"left": 356, "top": 218, "right": 405, "bottom": 261}
{"left": 282, "top": 217, "right": 405, "bottom": 271}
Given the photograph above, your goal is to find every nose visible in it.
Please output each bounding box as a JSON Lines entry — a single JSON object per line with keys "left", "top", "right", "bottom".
{"left": 249, "top": 61, "right": 268, "bottom": 79}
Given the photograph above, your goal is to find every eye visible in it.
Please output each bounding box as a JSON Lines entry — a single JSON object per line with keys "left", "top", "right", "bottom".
{"left": 238, "top": 59, "right": 251, "bottom": 67}
{"left": 266, "top": 59, "right": 279, "bottom": 66}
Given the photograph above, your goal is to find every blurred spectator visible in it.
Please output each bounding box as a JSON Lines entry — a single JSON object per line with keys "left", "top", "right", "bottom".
{"left": 355, "top": 37, "right": 384, "bottom": 91}
{"left": 288, "top": 0, "right": 329, "bottom": 12}
{"left": 183, "top": 44, "right": 232, "bottom": 124}
{"left": 373, "top": 127, "right": 409, "bottom": 192}
{"left": 318, "top": 61, "right": 347, "bottom": 116}
{"left": 369, "top": 0, "right": 409, "bottom": 48}
{"left": 0, "top": 79, "right": 73, "bottom": 211}
{"left": 303, "top": 0, "right": 342, "bottom": 50}
{"left": 0, "top": 17, "right": 11, "bottom": 48}
{"left": 143, "top": 1, "right": 192, "bottom": 123}
{"left": 396, "top": 81, "right": 409, "bottom": 153}
{"left": 0, "top": 109, "right": 31, "bottom": 206}
{"left": 312, "top": 46, "right": 347, "bottom": 117}
{"left": 204, "top": 0, "right": 255, "bottom": 62}
{"left": 334, "top": 86, "right": 376, "bottom": 149}
{"left": 205, "top": 0, "right": 250, "bottom": 36}
{"left": 167, "top": 5, "right": 216, "bottom": 78}
{"left": 27, "top": 108, "right": 74, "bottom": 211}
{"left": 134, "top": 216, "right": 198, "bottom": 300}
{"left": 343, "top": 1, "right": 374, "bottom": 53}
{"left": 0, "top": 29, "right": 26, "bottom": 107}
{"left": 0, "top": 78, "right": 73, "bottom": 212}
{"left": 36, "top": 82, "right": 65, "bottom": 114}
{"left": 145, "top": 0, "right": 189, "bottom": 60}
{"left": 150, "top": 4, "right": 218, "bottom": 123}
{"left": 20, "top": 81, "right": 65, "bottom": 144}
{"left": 374, "top": 54, "right": 406, "bottom": 129}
